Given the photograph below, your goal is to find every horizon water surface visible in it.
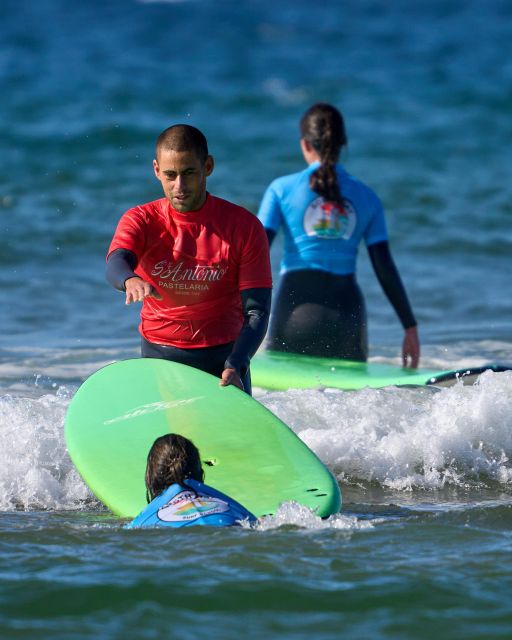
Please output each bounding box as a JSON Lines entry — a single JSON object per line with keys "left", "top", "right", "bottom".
{"left": 1, "top": 0, "right": 512, "bottom": 638}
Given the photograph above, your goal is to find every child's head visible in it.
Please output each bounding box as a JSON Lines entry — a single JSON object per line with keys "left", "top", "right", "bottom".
{"left": 145, "top": 433, "right": 205, "bottom": 502}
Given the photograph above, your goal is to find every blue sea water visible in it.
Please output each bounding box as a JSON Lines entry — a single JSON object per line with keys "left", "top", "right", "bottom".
{"left": 1, "top": 0, "right": 512, "bottom": 637}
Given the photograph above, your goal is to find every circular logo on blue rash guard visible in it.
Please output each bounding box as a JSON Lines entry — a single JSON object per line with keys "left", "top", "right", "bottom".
{"left": 157, "top": 490, "right": 230, "bottom": 522}
{"left": 304, "top": 197, "right": 356, "bottom": 239}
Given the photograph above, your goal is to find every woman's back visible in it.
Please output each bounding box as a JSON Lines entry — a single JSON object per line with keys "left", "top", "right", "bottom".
{"left": 258, "top": 163, "right": 388, "bottom": 276}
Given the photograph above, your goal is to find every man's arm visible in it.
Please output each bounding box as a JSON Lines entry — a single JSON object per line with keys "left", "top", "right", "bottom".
{"left": 106, "top": 248, "right": 162, "bottom": 304}
{"left": 221, "top": 287, "right": 272, "bottom": 389}
{"left": 106, "top": 248, "right": 138, "bottom": 291}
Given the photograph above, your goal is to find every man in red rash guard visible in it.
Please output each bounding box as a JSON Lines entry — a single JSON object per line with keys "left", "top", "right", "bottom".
{"left": 106, "top": 124, "right": 272, "bottom": 394}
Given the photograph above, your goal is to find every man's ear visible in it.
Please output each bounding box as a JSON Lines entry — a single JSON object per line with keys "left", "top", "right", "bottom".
{"left": 153, "top": 158, "right": 160, "bottom": 180}
{"left": 204, "top": 155, "right": 214, "bottom": 177}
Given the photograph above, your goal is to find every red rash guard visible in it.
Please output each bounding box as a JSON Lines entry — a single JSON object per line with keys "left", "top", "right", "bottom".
{"left": 107, "top": 195, "right": 272, "bottom": 348}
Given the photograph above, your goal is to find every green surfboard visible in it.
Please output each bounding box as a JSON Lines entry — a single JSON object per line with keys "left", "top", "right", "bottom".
{"left": 65, "top": 358, "right": 341, "bottom": 519}
{"left": 251, "top": 349, "right": 508, "bottom": 391}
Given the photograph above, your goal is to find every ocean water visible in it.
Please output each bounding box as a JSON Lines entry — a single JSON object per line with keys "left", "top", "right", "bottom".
{"left": 1, "top": 0, "right": 512, "bottom": 637}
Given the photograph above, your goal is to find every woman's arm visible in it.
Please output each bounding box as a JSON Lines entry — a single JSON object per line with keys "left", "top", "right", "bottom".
{"left": 368, "top": 240, "right": 420, "bottom": 368}
{"left": 265, "top": 228, "right": 276, "bottom": 247}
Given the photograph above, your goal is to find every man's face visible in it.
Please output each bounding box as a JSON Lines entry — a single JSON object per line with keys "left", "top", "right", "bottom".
{"left": 153, "top": 149, "right": 214, "bottom": 213}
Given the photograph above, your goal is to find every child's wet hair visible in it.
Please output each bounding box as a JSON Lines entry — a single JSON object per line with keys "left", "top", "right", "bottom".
{"left": 145, "top": 433, "right": 205, "bottom": 502}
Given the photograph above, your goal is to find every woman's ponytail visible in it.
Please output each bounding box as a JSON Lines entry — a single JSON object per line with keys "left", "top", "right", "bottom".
{"left": 300, "top": 103, "right": 347, "bottom": 206}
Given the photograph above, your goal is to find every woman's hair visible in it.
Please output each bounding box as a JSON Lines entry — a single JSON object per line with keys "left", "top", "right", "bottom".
{"left": 145, "top": 433, "right": 205, "bottom": 502}
{"left": 300, "top": 103, "right": 347, "bottom": 206}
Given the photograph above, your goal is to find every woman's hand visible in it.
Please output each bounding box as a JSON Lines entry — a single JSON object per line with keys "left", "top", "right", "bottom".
{"left": 402, "top": 326, "right": 420, "bottom": 368}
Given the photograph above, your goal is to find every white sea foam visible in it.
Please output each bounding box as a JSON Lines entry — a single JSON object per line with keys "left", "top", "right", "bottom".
{"left": 0, "top": 388, "right": 95, "bottom": 511}
{"left": 254, "top": 501, "right": 374, "bottom": 531}
{"left": 1, "top": 368, "right": 511, "bottom": 513}
{"left": 257, "top": 369, "right": 512, "bottom": 491}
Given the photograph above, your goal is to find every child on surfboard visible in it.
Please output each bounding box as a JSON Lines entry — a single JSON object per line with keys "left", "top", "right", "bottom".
{"left": 126, "top": 434, "right": 256, "bottom": 528}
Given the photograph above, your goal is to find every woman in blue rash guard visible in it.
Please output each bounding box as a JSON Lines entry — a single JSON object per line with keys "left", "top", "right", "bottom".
{"left": 127, "top": 434, "right": 256, "bottom": 529}
{"left": 257, "top": 103, "right": 420, "bottom": 367}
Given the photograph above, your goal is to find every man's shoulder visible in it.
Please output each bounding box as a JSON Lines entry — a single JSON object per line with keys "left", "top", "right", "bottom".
{"left": 208, "top": 194, "right": 251, "bottom": 216}
{"left": 125, "top": 198, "right": 167, "bottom": 218}
{"left": 208, "top": 195, "right": 261, "bottom": 226}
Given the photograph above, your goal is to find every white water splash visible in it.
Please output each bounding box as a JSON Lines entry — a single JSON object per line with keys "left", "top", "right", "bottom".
{"left": 257, "top": 369, "right": 512, "bottom": 490}
{"left": 1, "top": 368, "right": 511, "bottom": 514}
{"left": 0, "top": 388, "right": 95, "bottom": 511}
{"left": 254, "top": 501, "right": 374, "bottom": 531}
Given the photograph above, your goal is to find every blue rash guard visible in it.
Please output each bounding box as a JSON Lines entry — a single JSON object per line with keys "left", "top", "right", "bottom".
{"left": 126, "top": 479, "right": 257, "bottom": 529}
{"left": 258, "top": 162, "right": 388, "bottom": 275}
{"left": 257, "top": 162, "right": 416, "bottom": 360}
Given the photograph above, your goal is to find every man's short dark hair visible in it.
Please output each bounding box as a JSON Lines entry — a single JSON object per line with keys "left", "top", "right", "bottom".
{"left": 156, "top": 124, "right": 209, "bottom": 163}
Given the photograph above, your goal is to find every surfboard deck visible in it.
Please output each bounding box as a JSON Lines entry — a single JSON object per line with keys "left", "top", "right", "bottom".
{"left": 251, "top": 350, "right": 509, "bottom": 391}
{"left": 65, "top": 358, "right": 341, "bottom": 519}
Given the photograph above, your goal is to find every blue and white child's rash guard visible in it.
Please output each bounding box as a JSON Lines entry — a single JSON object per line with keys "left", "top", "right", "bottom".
{"left": 126, "top": 479, "right": 257, "bottom": 529}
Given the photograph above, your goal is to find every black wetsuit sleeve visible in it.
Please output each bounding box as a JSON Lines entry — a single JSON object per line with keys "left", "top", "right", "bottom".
{"left": 265, "top": 228, "right": 276, "bottom": 248}
{"left": 224, "top": 287, "right": 272, "bottom": 375}
{"left": 367, "top": 241, "right": 417, "bottom": 329}
{"left": 106, "top": 248, "right": 139, "bottom": 292}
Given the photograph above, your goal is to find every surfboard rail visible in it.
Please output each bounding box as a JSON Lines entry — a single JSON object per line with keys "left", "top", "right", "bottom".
{"left": 251, "top": 350, "right": 510, "bottom": 391}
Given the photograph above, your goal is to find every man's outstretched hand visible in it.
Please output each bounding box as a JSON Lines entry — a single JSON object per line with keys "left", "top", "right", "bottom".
{"left": 124, "top": 277, "right": 163, "bottom": 304}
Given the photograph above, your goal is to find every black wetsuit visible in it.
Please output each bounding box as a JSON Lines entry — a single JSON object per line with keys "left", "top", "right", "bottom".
{"left": 265, "top": 232, "right": 416, "bottom": 361}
